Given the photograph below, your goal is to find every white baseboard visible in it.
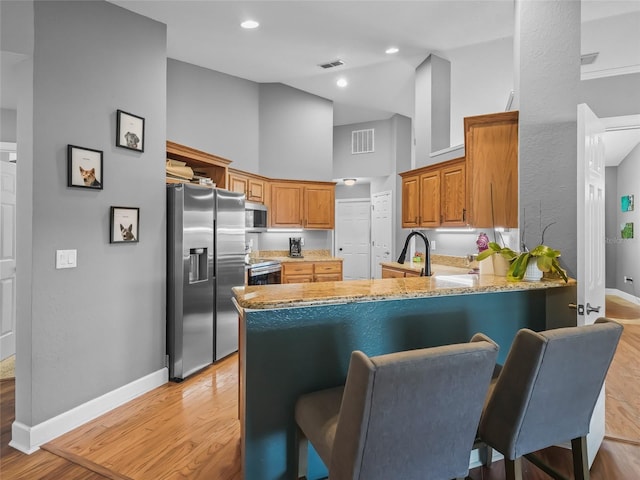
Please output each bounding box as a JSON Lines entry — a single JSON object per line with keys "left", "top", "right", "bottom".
{"left": 606, "top": 288, "right": 640, "bottom": 305}
{"left": 10, "top": 367, "right": 168, "bottom": 454}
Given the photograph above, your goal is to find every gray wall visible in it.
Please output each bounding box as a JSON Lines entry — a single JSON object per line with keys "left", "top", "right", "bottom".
{"left": 605, "top": 167, "right": 618, "bottom": 288}
{"left": 333, "top": 119, "right": 393, "bottom": 179}
{"left": 414, "top": 54, "right": 451, "bottom": 168}
{"left": 1, "top": 108, "right": 17, "bottom": 142}
{"left": 167, "top": 59, "right": 260, "bottom": 172}
{"left": 17, "top": 0, "right": 166, "bottom": 426}
{"left": 580, "top": 73, "right": 640, "bottom": 119}
{"left": 259, "top": 83, "right": 333, "bottom": 180}
{"left": 615, "top": 145, "right": 640, "bottom": 296}
{"left": 515, "top": 0, "right": 580, "bottom": 278}
{"left": 336, "top": 183, "right": 370, "bottom": 200}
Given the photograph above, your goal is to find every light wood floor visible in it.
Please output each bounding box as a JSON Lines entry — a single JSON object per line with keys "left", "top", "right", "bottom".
{"left": 2, "top": 302, "right": 639, "bottom": 479}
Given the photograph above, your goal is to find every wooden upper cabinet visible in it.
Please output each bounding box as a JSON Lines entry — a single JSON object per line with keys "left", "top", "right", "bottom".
{"left": 401, "top": 175, "right": 420, "bottom": 228}
{"left": 269, "top": 181, "right": 335, "bottom": 229}
{"left": 400, "top": 157, "right": 465, "bottom": 228}
{"left": 247, "top": 178, "right": 265, "bottom": 203}
{"left": 166, "top": 141, "right": 231, "bottom": 189}
{"left": 304, "top": 184, "right": 335, "bottom": 229}
{"left": 464, "top": 111, "right": 518, "bottom": 228}
{"left": 228, "top": 171, "right": 248, "bottom": 195}
{"left": 420, "top": 170, "right": 441, "bottom": 227}
{"left": 270, "top": 182, "right": 304, "bottom": 227}
{"left": 228, "top": 168, "right": 267, "bottom": 203}
{"left": 440, "top": 160, "right": 466, "bottom": 225}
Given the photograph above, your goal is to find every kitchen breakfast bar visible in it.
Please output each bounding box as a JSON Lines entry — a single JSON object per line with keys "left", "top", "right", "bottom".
{"left": 233, "top": 274, "right": 576, "bottom": 480}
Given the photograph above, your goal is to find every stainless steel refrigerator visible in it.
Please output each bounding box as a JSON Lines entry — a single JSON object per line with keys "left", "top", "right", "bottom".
{"left": 167, "top": 184, "right": 245, "bottom": 381}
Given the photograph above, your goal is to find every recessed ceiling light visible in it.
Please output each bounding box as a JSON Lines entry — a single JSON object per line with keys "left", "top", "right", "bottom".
{"left": 336, "top": 78, "right": 348, "bottom": 88}
{"left": 385, "top": 47, "right": 399, "bottom": 54}
{"left": 241, "top": 20, "right": 260, "bottom": 29}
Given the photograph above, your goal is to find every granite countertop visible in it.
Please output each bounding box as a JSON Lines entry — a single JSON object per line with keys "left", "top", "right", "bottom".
{"left": 249, "top": 249, "right": 343, "bottom": 263}
{"left": 233, "top": 274, "right": 575, "bottom": 310}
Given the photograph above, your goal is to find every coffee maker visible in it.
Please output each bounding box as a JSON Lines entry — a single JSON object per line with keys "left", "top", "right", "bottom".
{"left": 289, "top": 237, "right": 303, "bottom": 258}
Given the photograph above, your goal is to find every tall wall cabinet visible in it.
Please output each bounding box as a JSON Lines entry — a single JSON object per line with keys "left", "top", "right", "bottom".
{"left": 400, "top": 111, "right": 518, "bottom": 229}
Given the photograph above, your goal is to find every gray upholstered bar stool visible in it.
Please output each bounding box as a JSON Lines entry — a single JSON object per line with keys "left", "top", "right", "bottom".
{"left": 477, "top": 317, "right": 623, "bottom": 480}
{"left": 294, "top": 334, "right": 499, "bottom": 480}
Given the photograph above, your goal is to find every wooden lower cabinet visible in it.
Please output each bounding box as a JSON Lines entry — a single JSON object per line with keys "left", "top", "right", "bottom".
{"left": 282, "top": 261, "right": 342, "bottom": 283}
{"left": 381, "top": 265, "right": 421, "bottom": 279}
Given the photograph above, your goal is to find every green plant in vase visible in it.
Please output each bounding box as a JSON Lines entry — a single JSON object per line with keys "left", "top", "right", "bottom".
{"left": 507, "top": 244, "right": 568, "bottom": 282}
{"left": 476, "top": 241, "right": 518, "bottom": 263}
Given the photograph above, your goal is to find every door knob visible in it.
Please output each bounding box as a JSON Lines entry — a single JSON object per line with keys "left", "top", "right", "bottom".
{"left": 586, "top": 303, "right": 601, "bottom": 314}
{"left": 339, "top": 248, "right": 343, "bottom": 251}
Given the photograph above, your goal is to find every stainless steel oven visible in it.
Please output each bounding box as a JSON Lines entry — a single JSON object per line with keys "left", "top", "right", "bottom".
{"left": 247, "top": 260, "right": 282, "bottom": 285}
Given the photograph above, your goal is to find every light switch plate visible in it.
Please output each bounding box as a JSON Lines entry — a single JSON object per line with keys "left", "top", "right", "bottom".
{"left": 56, "top": 249, "right": 77, "bottom": 269}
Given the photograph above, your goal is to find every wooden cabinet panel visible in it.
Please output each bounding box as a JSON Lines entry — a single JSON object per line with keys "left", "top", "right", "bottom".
{"left": 228, "top": 173, "right": 247, "bottom": 195}
{"left": 247, "top": 178, "right": 264, "bottom": 203}
{"left": 282, "top": 261, "right": 342, "bottom": 283}
{"left": 401, "top": 175, "right": 420, "bottom": 228}
{"left": 270, "top": 183, "right": 304, "bottom": 227}
{"left": 282, "top": 262, "right": 314, "bottom": 276}
{"left": 441, "top": 160, "right": 466, "bottom": 225}
{"left": 270, "top": 181, "right": 335, "bottom": 229}
{"left": 228, "top": 169, "right": 267, "bottom": 203}
{"left": 465, "top": 111, "right": 518, "bottom": 228}
{"left": 381, "top": 265, "right": 421, "bottom": 278}
{"left": 314, "top": 273, "right": 342, "bottom": 282}
{"left": 283, "top": 274, "right": 313, "bottom": 284}
{"left": 304, "top": 185, "right": 335, "bottom": 229}
{"left": 381, "top": 266, "right": 406, "bottom": 279}
{"left": 420, "top": 170, "right": 441, "bottom": 227}
{"left": 400, "top": 158, "right": 465, "bottom": 228}
{"left": 314, "top": 261, "right": 341, "bottom": 275}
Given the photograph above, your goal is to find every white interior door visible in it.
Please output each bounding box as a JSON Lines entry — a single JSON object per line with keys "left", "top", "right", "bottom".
{"left": 335, "top": 199, "right": 371, "bottom": 280}
{"left": 371, "top": 191, "right": 392, "bottom": 279}
{"left": 577, "top": 103, "right": 606, "bottom": 466}
{"left": 0, "top": 156, "right": 17, "bottom": 361}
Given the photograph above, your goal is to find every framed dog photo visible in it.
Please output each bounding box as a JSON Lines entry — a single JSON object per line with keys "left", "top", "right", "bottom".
{"left": 67, "top": 145, "right": 103, "bottom": 190}
{"left": 110, "top": 206, "right": 140, "bottom": 244}
{"left": 116, "top": 109, "right": 145, "bottom": 152}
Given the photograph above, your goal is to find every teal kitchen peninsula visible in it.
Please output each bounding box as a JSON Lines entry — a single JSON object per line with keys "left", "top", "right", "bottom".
{"left": 233, "top": 274, "right": 576, "bottom": 480}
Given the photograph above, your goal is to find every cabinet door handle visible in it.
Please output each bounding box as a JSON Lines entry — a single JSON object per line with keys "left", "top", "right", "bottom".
{"left": 462, "top": 208, "right": 466, "bottom": 221}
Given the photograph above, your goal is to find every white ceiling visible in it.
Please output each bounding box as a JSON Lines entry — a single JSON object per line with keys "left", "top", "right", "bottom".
{"left": 2, "top": 1, "right": 640, "bottom": 165}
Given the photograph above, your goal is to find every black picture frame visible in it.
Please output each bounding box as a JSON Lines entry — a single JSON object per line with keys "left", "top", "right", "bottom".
{"left": 110, "top": 206, "right": 140, "bottom": 244}
{"left": 67, "top": 144, "right": 103, "bottom": 190}
{"left": 116, "top": 109, "right": 145, "bottom": 152}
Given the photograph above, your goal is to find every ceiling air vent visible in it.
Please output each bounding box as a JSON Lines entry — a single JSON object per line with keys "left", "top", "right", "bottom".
{"left": 319, "top": 59, "right": 344, "bottom": 69}
{"left": 580, "top": 52, "right": 599, "bottom": 66}
{"left": 352, "top": 129, "right": 375, "bottom": 154}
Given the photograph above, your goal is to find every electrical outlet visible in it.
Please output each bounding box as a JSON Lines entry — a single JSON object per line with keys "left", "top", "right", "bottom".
{"left": 431, "top": 241, "right": 436, "bottom": 251}
{"left": 300, "top": 237, "right": 305, "bottom": 246}
{"left": 624, "top": 276, "right": 634, "bottom": 283}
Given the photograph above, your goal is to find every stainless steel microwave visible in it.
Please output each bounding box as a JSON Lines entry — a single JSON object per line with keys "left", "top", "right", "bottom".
{"left": 245, "top": 201, "right": 267, "bottom": 232}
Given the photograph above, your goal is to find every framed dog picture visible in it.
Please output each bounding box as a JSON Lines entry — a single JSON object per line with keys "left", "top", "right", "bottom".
{"left": 67, "top": 145, "right": 103, "bottom": 190}
{"left": 110, "top": 206, "right": 140, "bottom": 244}
{"left": 116, "top": 109, "right": 145, "bottom": 152}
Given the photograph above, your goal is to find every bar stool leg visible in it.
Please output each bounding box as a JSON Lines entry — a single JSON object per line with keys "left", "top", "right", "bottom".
{"left": 505, "top": 457, "right": 523, "bottom": 480}
{"left": 295, "top": 425, "right": 308, "bottom": 480}
{"left": 571, "top": 436, "right": 590, "bottom": 480}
